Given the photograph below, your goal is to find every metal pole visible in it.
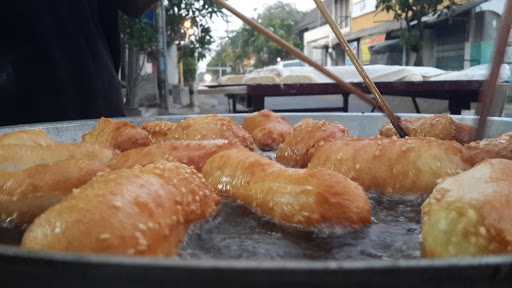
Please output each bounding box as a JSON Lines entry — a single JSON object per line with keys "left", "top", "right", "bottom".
{"left": 476, "top": 0, "right": 512, "bottom": 139}
{"left": 157, "top": 0, "right": 170, "bottom": 113}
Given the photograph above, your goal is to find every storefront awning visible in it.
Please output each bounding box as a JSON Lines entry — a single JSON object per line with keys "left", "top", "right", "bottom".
{"left": 341, "top": 0, "right": 489, "bottom": 42}
{"left": 343, "top": 21, "right": 403, "bottom": 42}
{"left": 423, "top": 0, "right": 489, "bottom": 26}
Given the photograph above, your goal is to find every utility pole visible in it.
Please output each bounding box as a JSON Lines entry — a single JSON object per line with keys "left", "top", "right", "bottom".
{"left": 157, "top": 0, "right": 170, "bottom": 113}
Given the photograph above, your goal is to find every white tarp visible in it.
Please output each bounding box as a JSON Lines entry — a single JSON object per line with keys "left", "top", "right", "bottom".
{"left": 326, "top": 65, "right": 447, "bottom": 82}
{"left": 428, "top": 64, "right": 511, "bottom": 82}
{"left": 218, "top": 64, "right": 511, "bottom": 85}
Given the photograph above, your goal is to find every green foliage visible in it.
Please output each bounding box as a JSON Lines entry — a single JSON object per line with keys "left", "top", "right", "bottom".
{"left": 208, "top": 2, "right": 305, "bottom": 72}
{"left": 119, "top": 1, "right": 223, "bottom": 85}
{"left": 181, "top": 45, "right": 198, "bottom": 83}
{"left": 166, "top": 0, "right": 224, "bottom": 61}
{"left": 119, "top": 0, "right": 222, "bottom": 57}
{"left": 376, "top": 0, "right": 457, "bottom": 53}
{"left": 119, "top": 13, "right": 158, "bottom": 52}
{"left": 166, "top": 0, "right": 223, "bottom": 83}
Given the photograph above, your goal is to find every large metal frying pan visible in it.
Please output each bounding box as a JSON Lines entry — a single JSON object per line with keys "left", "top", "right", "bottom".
{"left": 1, "top": 113, "right": 511, "bottom": 288}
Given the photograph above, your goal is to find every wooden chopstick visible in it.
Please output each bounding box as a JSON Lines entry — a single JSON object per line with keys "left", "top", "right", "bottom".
{"left": 313, "top": 0, "right": 407, "bottom": 137}
{"left": 214, "top": 0, "right": 381, "bottom": 110}
{"left": 475, "top": 0, "right": 512, "bottom": 139}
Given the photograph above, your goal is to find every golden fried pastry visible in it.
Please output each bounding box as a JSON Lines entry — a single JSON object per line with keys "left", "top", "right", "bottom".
{"left": 455, "top": 122, "right": 476, "bottom": 144}
{"left": 22, "top": 161, "right": 219, "bottom": 256}
{"left": 0, "top": 159, "right": 108, "bottom": 225}
{"left": 82, "top": 118, "right": 151, "bottom": 151}
{"left": 380, "top": 115, "right": 456, "bottom": 140}
{"left": 241, "top": 110, "right": 292, "bottom": 151}
{"left": 202, "top": 148, "right": 371, "bottom": 229}
{"left": 0, "top": 144, "right": 115, "bottom": 172}
{"left": 109, "top": 140, "right": 241, "bottom": 171}
{"left": 379, "top": 115, "right": 476, "bottom": 144}
{"left": 276, "top": 119, "right": 349, "bottom": 168}
{"left": 464, "top": 132, "right": 512, "bottom": 166}
{"left": 141, "top": 121, "right": 177, "bottom": 143}
{"left": 422, "top": 159, "right": 512, "bottom": 258}
{"left": 308, "top": 138, "right": 470, "bottom": 195}
{"left": 144, "top": 116, "right": 256, "bottom": 150}
{"left": 0, "top": 130, "right": 55, "bottom": 146}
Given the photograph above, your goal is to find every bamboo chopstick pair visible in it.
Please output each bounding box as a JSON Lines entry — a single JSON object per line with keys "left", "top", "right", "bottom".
{"left": 214, "top": 0, "right": 407, "bottom": 137}
{"left": 215, "top": 0, "right": 511, "bottom": 139}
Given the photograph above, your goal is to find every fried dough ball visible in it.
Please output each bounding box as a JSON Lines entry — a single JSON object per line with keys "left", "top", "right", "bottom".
{"left": 242, "top": 110, "right": 292, "bottom": 151}
{"left": 308, "top": 138, "right": 470, "bottom": 195}
{"left": 143, "top": 116, "right": 256, "bottom": 150}
{"left": 0, "top": 130, "right": 54, "bottom": 146}
{"left": 422, "top": 159, "right": 512, "bottom": 258}
{"left": 464, "top": 132, "right": 512, "bottom": 165}
{"left": 276, "top": 119, "right": 349, "bottom": 168}
{"left": 82, "top": 118, "right": 151, "bottom": 151}
{"left": 202, "top": 148, "right": 371, "bottom": 229}
{"left": 22, "top": 161, "right": 219, "bottom": 256}
{"left": 379, "top": 115, "right": 476, "bottom": 144}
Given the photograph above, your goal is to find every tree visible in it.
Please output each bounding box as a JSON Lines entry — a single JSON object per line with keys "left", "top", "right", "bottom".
{"left": 250, "top": 2, "right": 304, "bottom": 68}
{"left": 119, "top": 13, "right": 158, "bottom": 108}
{"left": 119, "top": 1, "right": 223, "bottom": 109}
{"left": 166, "top": 0, "right": 224, "bottom": 83}
{"left": 208, "top": 2, "right": 304, "bottom": 73}
{"left": 376, "top": 0, "right": 457, "bottom": 65}
{"left": 208, "top": 28, "right": 251, "bottom": 74}
{"left": 166, "top": 0, "right": 223, "bottom": 57}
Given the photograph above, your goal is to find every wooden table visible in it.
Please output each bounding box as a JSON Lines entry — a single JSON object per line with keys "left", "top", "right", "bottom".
{"left": 201, "top": 80, "right": 484, "bottom": 115}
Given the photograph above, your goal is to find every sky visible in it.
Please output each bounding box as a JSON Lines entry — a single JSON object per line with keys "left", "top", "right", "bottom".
{"left": 197, "top": 0, "right": 317, "bottom": 73}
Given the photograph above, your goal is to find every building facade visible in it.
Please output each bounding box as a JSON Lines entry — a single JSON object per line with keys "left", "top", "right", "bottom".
{"left": 297, "top": 0, "right": 511, "bottom": 70}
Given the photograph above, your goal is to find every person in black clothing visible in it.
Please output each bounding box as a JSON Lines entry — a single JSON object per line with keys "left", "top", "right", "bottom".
{"left": 0, "top": 0, "right": 157, "bottom": 126}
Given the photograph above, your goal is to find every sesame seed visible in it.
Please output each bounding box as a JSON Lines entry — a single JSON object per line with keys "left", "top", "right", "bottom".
{"left": 99, "top": 234, "right": 111, "bottom": 240}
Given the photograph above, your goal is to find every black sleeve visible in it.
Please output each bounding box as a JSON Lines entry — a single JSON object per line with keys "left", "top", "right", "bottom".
{"left": 0, "top": 0, "right": 125, "bottom": 126}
